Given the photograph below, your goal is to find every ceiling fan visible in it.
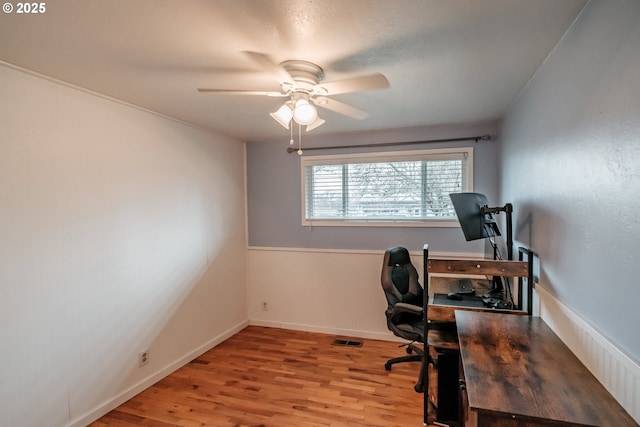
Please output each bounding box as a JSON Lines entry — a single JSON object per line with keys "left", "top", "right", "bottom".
{"left": 197, "top": 51, "right": 390, "bottom": 132}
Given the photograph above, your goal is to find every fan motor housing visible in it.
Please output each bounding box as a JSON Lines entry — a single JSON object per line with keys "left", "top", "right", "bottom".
{"left": 281, "top": 60, "right": 324, "bottom": 92}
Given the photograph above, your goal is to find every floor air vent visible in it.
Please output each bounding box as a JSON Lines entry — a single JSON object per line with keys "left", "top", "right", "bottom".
{"left": 332, "top": 338, "right": 363, "bottom": 347}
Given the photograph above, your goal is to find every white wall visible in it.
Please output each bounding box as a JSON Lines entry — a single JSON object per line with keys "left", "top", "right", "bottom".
{"left": 247, "top": 246, "right": 480, "bottom": 340}
{"left": 0, "top": 64, "right": 248, "bottom": 426}
{"left": 248, "top": 248, "right": 392, "bottom": 339}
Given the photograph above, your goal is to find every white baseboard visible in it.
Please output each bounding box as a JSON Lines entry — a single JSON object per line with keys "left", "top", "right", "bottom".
{"left": 249, "top": 319, "right": 400, "bottom": 342}
{"left": 536, "top": 285, "right": 640, "bottom": 424}
{"left": 68, "top": 320, "right": 250, "bottom": 427}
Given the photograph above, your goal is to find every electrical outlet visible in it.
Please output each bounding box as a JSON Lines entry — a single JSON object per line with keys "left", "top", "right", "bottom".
{"left": 262, "top": 301, "right": 268, "bottom": 311}
{"left": 138, "top": 349, "right": 150, "bottom": 367}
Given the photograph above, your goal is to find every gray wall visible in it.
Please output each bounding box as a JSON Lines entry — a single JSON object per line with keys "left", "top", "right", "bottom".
{"left": 500, "top": 0, "right": 640, "bottom": 361}
{"left": 247, "top": 121, "right": 501, "bottom": 252}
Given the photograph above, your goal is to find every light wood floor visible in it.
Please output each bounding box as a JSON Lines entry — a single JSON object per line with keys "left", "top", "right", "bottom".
{"left": 90, "top": 326, "right": 433, "bottom": 427}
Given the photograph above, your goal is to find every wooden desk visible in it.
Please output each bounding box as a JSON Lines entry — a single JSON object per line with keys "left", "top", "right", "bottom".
{"left": 424, "top": 277, "right": 528, "bottom": 424}
{"left": 456, "top": 311, "right": 637, "bottom": 427}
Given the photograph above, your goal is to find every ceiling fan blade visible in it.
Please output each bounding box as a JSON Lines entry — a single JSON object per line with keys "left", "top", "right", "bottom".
{"left": 314, "top": 73, "right": 389, "bottom": 96}
{"left": 242, "top": 51, "right": 294, "bottom": 85}
{"left": 197, "top": 88, "right": 287, "bottom": 97}
{"left": 313, "top": 96, "right": 369, "bottom": 119}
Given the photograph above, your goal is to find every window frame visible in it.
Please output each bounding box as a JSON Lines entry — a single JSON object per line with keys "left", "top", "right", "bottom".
{"left": 300, "top": 147, "right": 474, "bottom": 227}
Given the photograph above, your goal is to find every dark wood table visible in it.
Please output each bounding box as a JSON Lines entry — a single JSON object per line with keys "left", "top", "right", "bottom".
{"left": 456, "top": 310, "right": 637, "bottom": 427}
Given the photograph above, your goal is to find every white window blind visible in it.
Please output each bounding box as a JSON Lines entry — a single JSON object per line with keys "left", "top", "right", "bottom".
{"left": 302, "top": 148, "right": 472, "bottom": 226}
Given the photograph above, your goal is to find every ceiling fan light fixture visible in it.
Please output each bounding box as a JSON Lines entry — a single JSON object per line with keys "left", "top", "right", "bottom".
{"left": 270, "top": 103, "right": 293, "bottom": 129}
{"left": 197, "top": 52, "right": 390, "bottom": 142}
{"left": 292, "top": 99, "right": 318, "bottom": 125}
{"left": 306, "top": 116, "right": 325, "bottom": 131}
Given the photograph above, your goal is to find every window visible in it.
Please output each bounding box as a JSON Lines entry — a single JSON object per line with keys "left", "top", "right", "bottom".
{"left": 301, "top": 147, "right": 472, "bottom": 226}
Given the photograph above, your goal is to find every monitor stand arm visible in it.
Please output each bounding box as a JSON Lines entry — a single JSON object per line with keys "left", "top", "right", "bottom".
{"left": 481, "top": 203, "right": 513, "bottom": 294}
{"left": 480, "top": 203, "right": 513, "bottom": 260}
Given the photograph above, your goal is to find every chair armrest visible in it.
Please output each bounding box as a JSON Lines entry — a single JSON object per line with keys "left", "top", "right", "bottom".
{"left": 393, "top": 302, "right": 423, "bottom": 316}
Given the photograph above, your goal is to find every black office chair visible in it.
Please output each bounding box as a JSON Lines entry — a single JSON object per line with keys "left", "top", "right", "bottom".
{"left": 380, "top": 246, "right": 426, "bottom": 392}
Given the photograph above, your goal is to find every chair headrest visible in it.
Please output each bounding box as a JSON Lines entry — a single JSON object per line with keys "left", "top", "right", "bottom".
{"left": 387, "top": 247, "right": 411, "bottom": 266}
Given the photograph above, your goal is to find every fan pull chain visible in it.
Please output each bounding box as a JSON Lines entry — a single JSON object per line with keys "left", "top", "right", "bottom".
{"left": 289, "top": 123, "right": 294, "bottom": 146}
{"left": 298, "top": 124, "right": 303, "bottom": 155}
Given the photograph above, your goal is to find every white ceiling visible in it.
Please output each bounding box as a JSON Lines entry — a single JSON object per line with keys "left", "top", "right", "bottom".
{"left": 0, "top": 0, "right": 587, "bottom": 142}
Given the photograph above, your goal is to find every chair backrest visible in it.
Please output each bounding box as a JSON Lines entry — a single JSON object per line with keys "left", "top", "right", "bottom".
{"left": 381, "top": 247, "right": 423, "bottom": 311}
{"left": 381, "top": 247, "right": 426, "bottom": 341}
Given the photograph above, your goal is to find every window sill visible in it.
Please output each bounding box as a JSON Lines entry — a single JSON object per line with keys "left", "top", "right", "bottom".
{"left": 301, "top": 219, "right": 460, "bottom": 227}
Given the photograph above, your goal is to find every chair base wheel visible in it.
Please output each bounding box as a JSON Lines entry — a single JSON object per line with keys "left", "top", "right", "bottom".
{"left": 384, "top": 363, "right": 391, "bottom": 371}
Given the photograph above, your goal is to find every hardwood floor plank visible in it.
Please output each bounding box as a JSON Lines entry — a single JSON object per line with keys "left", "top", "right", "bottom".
{"left": 90, "top": 410, "right": 180, "bottom": 427}
{"left": 91, "top": 326, "right": 430, "bottom": 426}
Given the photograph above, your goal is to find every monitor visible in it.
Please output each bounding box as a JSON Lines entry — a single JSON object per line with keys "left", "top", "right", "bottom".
{"left": 450, "top": 192, "right": 501, "bottom": 242}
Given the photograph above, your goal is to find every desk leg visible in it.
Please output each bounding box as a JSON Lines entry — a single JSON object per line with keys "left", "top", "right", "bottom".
{"left": 436, "top": 349, "right": 459, "bottom": 422}
{"left": 422, "top": 351, "right": 429, "bottom": 425}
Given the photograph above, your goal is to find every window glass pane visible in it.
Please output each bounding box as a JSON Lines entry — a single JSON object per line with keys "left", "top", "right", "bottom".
{"left": 306, "top": 164, "right": 343, "bottom": 218}
{"left": 425, "top": 160, "right": 462, "bottom": 217}
{"left": 302, "top": 148, "right": 472, "bottom": 225}
{"left": 345, "top": 161, "right": 421, "bottom": 218}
